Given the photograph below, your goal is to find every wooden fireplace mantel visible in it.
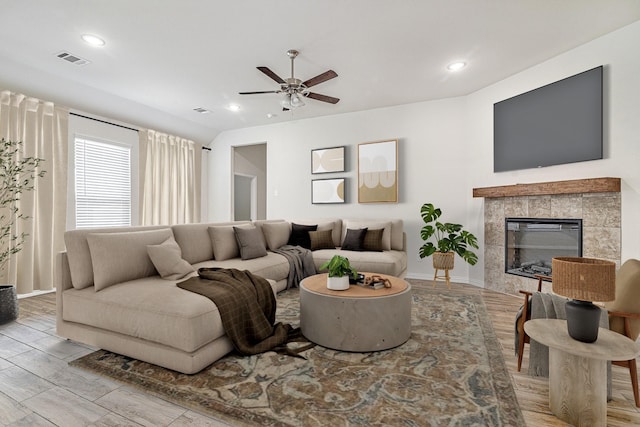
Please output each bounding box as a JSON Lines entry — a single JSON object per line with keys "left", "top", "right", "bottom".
{"left": 472, "top": 177, "right": 620, "bottom": 198}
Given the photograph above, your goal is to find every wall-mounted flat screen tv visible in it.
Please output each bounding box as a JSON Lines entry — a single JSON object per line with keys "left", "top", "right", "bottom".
{"left": 493, "top": 66, "right": 603, "bottom": 172}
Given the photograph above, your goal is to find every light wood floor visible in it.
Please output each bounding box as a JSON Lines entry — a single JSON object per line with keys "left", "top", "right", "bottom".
{"left": 3, "top": 283, "right": 640, "bottom": 426}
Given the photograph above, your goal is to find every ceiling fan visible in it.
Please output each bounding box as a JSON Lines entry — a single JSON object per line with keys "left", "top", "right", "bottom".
{"left": 239, "top": 49, "right": 339, "bottom": 110}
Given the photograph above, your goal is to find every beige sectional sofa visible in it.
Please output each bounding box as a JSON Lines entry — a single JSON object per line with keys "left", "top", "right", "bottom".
{"left": 56, "top": 218, "right": 406, "bottom": 374}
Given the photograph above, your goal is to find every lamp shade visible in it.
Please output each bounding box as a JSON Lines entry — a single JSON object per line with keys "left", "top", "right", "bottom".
{"left": 552, "top": 257, "right": 616, "bottom": 302}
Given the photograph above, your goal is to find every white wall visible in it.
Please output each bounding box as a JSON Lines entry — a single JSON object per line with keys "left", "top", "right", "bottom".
{"left": 207, "top": 21, "right": 640, "bottom": 283}
{"left": 208, "top": 97, "right": 470, "bottom": 281}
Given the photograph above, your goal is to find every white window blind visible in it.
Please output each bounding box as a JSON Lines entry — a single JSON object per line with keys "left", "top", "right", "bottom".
{"left": 75, "top": 138, "right": 131, "bottom": 228}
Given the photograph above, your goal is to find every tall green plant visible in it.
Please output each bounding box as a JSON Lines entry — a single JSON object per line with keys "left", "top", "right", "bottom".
{"left": 0, "top": 138, "right": 45, "bottom": 273}
{"left": 418, "top": 202, "right": 479, "bottom": 266}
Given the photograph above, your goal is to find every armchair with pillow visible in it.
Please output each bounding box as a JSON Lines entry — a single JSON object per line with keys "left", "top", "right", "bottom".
{"left": 605, "top": 259, "right": 640, "bottom": 407}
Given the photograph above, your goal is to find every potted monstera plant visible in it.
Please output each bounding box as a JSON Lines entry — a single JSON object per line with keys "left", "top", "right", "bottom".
{"left": 418, "top": 203, "right": 479, "bottom": 272}
{"left": 320, "top": 255, "right": 358, "bottom": 291}
{"left": 0, "top": 138, "right": 44, "bottom": 324}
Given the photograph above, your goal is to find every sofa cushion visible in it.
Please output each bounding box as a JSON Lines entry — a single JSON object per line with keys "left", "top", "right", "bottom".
{"left": 147, "top": 236, "right": 195, "bottom": 280}
{"left": 87, "top": 228, "right": 174, "bottom": 291}
{"left": 313, "top": 249, "right": 407, "bottom": 277}
{"left": 64, "top": 225, "right": 168, "bottom": 289}
{"left": 173, "top": 222, "right": 251, "bottom": 264}
{"left": 309, "top": 229, "right": 335, "bottom": 250}
{"left": 234, "top": 226, "right": 268, "bottom": 260}
{"left": 261, "top": 221, "right": 291, "bottom": 251}
{"left": 193, "top": 252, "right": 290, "bottom": 283}
{"left": 288, "top": 223, "right": 318, "bottom": 249}
{"left": 341, "top": 228, "right": 368, "bottom": 251}
{"left": 208, "top": 224, "right": 253, "bottom": 261}
{"left": 363, "top": 228, "right": 384, "bottom": 252}
{"left": 62, "top": 278, "right": 224, "bottom": 353}
{"left": 343, "top": 220, "right": 392, "bottom": 250}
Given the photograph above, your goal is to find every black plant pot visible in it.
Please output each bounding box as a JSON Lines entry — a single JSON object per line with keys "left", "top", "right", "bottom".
{"left": 0, "top": 285, "right": 19, "bottom": 325}
{"left": 565, "top": 299, "right": 601, "bottom": 343}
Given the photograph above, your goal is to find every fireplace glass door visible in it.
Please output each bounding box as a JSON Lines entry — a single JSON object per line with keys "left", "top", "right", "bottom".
{"left": 505, "top": 218, "right": 582, "bottom": 279}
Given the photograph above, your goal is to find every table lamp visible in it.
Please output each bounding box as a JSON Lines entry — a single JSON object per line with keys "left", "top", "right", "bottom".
{"left": 552, "top": 257, "right": 616, "bottom": 343}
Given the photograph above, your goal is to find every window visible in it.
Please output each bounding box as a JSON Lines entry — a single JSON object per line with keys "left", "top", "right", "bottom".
{"left": 75, "top": 137, "right": 131, "bottom": 228}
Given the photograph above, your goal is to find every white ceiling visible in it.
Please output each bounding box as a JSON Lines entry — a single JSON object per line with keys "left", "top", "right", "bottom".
{"left": 1, "top": 1, "right": 639, "bottom": 144}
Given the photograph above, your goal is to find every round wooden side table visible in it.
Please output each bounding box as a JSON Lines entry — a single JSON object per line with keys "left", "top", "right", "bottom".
{"left": 525, "top": 318, "right": 640, "bottom": 427}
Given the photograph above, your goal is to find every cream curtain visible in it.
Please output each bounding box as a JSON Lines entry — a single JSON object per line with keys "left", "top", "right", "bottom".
{"left": 0, "top": 90, "right": 69, "bottom": 294}
{"left": 140, "top": 129, "right": 201, "bottom": 225}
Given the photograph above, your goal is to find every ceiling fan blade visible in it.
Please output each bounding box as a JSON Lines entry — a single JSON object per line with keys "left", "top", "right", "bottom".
{"left": 306, "top": 92, "right": 340, "bottom": 104}
{"left": 239, "top": 90, "right": 280, "bottom": 95}
{"left": 257, "top": 66, "right": 285, "bottom": 84}
{"left": 303, "top": 70, "right": 338, "bottom": 88}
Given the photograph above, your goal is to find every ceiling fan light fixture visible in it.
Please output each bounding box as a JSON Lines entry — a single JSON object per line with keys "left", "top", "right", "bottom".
{"left": 280, "top": 93, "right": 292, "bottom": 109}
{"left": 290, "top": 92, "right": 305, "bottom": 108}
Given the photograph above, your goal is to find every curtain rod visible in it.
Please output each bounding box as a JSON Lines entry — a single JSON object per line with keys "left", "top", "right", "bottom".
{"left": 70, "top": 112, "right": 139, "bottom": 132}
{"left": 70, "top": 112, "right": 211, "bottom": 151}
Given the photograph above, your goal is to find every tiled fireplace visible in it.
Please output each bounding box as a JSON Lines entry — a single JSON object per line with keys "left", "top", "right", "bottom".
{"left": 474, "top": 178, "right": 621, "bottom": 296}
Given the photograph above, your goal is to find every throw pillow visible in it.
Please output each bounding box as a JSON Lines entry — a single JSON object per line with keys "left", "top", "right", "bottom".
{"left": 309, "top": 229, "right": 335, "bottom": 250}
{"left": 343, "top": 220, "right": 392, "bottom": 250}
{"left": 208, "top": 224, "right": 252, "bottom": 261}
{"left": 86, "top": 228, "right": 174, "bottom": 291}
{"left": 362, "top": 228, "right": 384, "bottom": 252}
{"left": 341, "top": 228, "right": 368, "bottom": 251}
{"left": 234, "top": 226, "right": 268, "bottom": 260}
{"left": 288, "top": 223, "right": 318, "bottom": 249}
{"left": 147, "top": 236, "right": 195, "bottom": 280}
{"left": 261, "top": 221, "right": 291, "bottom": 250}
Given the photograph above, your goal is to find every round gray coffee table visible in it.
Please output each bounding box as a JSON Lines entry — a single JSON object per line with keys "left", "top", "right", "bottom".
{"left": 299, "top": 273, "right": 412, "bottom": 352}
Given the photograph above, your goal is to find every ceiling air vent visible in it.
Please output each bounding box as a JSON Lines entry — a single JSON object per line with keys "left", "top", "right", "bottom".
{"left": 193, "top": 107, "right": 211, "bottom": 114}
{"left": 55, "top": 51, "right": 90, "bottom": 66}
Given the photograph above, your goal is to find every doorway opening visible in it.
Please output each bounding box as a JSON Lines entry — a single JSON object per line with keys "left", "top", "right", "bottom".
{"left": 232, "top": 143, "right": 266, "bottom": 221}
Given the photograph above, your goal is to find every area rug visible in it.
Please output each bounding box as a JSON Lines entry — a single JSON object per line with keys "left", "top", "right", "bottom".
{"left": 70, "top": 282, "right": 524, "bottom": 426}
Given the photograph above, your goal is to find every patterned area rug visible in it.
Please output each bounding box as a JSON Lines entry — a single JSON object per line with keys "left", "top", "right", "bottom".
{"left": 70, "top": 282, "right": 524, "bottom": 426}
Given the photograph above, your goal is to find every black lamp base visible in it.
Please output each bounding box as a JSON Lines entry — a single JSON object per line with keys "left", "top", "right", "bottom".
{"left": 565, "top": 299, "right": 601, "bottom": 343}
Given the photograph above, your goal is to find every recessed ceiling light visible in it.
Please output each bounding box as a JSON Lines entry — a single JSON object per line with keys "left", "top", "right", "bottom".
{"left": 447, "top": 61, "right": 467, "bottom": 72}
{"left": 227, "top": 104, "right": 240, "bottom": 112}
{"left": 81, "top": 34, "right": 105, "bottom": 47}
{"left": 266, "top": 113, "right": 277, "bottom": 119}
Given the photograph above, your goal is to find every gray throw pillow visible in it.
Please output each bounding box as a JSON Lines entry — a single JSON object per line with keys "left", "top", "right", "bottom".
{"left": 341, "top": 228, "right": 368, "bottom": 251}
{"left": 234, "top": 226, "right": 268, "bottom": 260}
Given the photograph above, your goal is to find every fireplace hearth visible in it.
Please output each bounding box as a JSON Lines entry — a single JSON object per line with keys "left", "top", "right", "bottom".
{"left": 505, "top": 218, "right": 582, "bottom": 279}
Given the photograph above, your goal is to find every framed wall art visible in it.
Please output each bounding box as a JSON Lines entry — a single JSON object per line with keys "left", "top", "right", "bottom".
{"left": 311, "top": 146, "right": 345, "bottom": 174}
{"left": 358, "top": 139, "right": 398, "bottom": 203}
{"left": 311, "top": 178, "right": 346, "bottom": 204}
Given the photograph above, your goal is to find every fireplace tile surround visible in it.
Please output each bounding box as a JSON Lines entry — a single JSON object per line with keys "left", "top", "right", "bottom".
{"left": 476, "top": 179, "right": 621, "bottom": 296}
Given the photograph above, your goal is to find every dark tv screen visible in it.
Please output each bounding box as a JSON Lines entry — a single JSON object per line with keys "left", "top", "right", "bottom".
{"left": 494, "top": 66, "right": 603, "bottom": 172}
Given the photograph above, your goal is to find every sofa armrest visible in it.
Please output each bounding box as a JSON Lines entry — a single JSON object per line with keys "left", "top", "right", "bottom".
{"left": 56, "top": 251, "right": 73, "bottom": 336}
{"left": 56, "top": 251, "right": 73, "bottom": 291}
